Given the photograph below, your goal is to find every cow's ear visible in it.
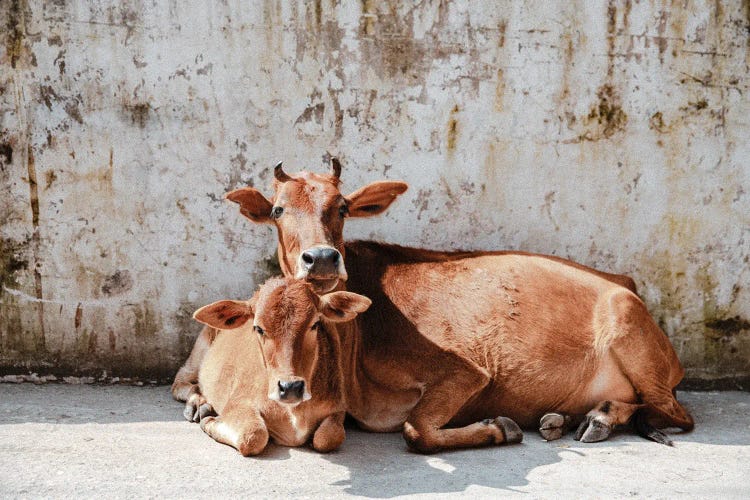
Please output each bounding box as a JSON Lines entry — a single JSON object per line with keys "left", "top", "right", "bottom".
{"left": 345, "top": 181, "right": 408, "bottom": 218}
{"left": 193, "top": 300, "right": 253, "bottom": 330}
{"left": 226, "top": 187, "right": 274, "bottom": 224}
{"left": 319, "top": 291, "right": 372, "bottom": 322}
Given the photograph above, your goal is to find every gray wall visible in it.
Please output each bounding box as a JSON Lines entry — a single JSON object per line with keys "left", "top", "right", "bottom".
{"left": 1, "top": 0, "right": 748, "bottom": 385}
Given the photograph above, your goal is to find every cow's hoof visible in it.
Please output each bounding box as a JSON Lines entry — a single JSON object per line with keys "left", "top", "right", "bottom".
{"left": 184, "top": 394, "right": 212, "bottom": 423}
{"left": 539, "top": 413, "right": 566, "bottom": 441}
{"left": 183, "top": 401, "right": 198, "bottom": 422}
{"left": 199, "top": 415, "right": 216, "bottom": 432}
{"left": 495, "top": 416, "right": 523, "bottom": 444}
{"left": 197, "top": 402, "right": 216, "bottom": 422}
{"left": 575, "top": 416, "right": 612, "bottom": 443}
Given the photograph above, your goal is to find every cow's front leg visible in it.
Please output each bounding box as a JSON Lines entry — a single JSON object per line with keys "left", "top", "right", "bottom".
{"left": 402, "top": 360, "right": 522, "bottom": 453}
{"left": 311, "top": 411, "right": 346, "bottom": 453}
{"left": 200, "top": 407, "right": 269, "bottom": 456}
{"left": 184, "top": 392, "right": 216, "bottom": 423}
{"left": 172, "top": 325, "right": 217, "bottom": 421}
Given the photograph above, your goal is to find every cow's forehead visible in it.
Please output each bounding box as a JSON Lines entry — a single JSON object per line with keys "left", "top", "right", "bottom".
{"left": 273, "top": 172, "right": 342, "bottom": 211}
{"left": 256, "top": 278, "right": 317, "bottom": 331}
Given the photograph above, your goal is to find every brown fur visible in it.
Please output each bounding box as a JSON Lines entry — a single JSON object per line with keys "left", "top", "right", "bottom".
{"left": 192, "top": 278, "right": 370, "bottom": 456}
{"left": 175, "top": 162, "right": 692, "bottom": 451}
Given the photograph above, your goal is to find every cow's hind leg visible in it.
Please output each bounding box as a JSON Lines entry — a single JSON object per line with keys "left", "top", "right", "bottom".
{"left": 539, "top": 413, "right": 581, "bottom": 441}
{"left": 171, "top": 326, "right": 218, "bottom": 421}
{"left": 200, "top": 407, "right": 269, "bottom": 457}
{"left": 608, "top": 292, "right": 695, "bottom": 436}
{"left": 574, "top": 400, "right": 642, "bottom": 443}
{"left": 402, "top": 359, "right": 522, "bottom": 453}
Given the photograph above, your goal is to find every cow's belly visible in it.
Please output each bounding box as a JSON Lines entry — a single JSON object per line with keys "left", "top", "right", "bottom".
{"left": 350, "top": 386, "right": 423, "bottom": 433}
{"left": 353, "top": 407, "right": 411, "bottom": 433}
{"left": 580, "top": 351, "right": 637, "bottom": 409}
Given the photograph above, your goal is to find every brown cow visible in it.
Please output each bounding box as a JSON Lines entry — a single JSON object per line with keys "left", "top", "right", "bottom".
{"left": 191, "top": 276, "right": 372, "bottom": 456}
{"left": 176, "top": 160, "right": 694, "bottom": 450}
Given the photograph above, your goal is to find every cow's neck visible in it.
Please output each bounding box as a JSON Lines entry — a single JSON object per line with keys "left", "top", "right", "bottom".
{"left": 326, "top": 278, "right": 419, "bottom": 430}
{"left": 277, "top": 241, "right": 296, "bottom": 278}
{"left": 310, "top": 320, "right": 345, "bottom": 405}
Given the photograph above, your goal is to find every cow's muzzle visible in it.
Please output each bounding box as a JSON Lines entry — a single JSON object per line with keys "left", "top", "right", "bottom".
{"left": 295, "top": 245, "right": 347, "bottom": 293}
{"left": 273, "top": 378, "right": 310, "bottom": 405}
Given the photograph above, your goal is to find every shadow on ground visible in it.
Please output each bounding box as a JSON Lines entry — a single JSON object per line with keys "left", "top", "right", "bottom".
{"left": 0, "top": 385, "right": 748, "bottom": 497}
{"left": 0, "top": 384, "right": 181, "bottom": 424}
{"left": 246, "top": 389, "right": 750, "bottom": 497}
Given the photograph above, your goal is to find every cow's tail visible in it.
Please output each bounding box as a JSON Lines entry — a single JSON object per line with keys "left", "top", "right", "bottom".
{"left": 631, "top": 409, "right": 673, "bottom": 446}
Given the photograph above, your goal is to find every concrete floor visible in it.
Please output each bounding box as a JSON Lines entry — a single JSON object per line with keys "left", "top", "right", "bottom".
{"left": 0, "top": 385, "right": 748, "bottom": 499}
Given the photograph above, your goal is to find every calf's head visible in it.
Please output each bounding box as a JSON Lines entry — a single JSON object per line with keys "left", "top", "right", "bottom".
{"left": 225, "top": 159, "right": 407, "bottom": 293}
{"left": 193, "top": 277, "right": 371, "bottom": 405}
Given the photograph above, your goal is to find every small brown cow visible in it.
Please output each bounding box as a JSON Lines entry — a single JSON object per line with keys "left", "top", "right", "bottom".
{"left": 191, "top": 277, "right": 372, "bottom": 455}
{"left": 175, "top": 160, "right": 693, "bottom": 451}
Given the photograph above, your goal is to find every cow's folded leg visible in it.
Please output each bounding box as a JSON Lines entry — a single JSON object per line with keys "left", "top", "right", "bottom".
{"left": 184, "top": 392, "right": 215, "bottom": 423}
{"left": 172, "top": 325, "right": 218, "bottom": 421}
{"left": 401, "top": 362, "right": 522, "bottom": 453}
{"left": 311, "top": 411, "right": 346, "bottom": 453}
{"left": 539, "top": 412, "right": 580, "bottom": 441}
{"left": 200, "top": 408, "right": 269, "bottom": 456}
{"left": 574, "top": 400, "right": 642, "bottom": 443}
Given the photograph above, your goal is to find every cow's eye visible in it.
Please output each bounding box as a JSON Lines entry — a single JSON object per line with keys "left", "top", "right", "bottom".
{"left": 338, "top": 205, "right": 348, "bottom": 218}
{"left": 271, "top": 206, "right": 284, "bottom": 219}
{"left": 253, "top": 325, "right": 265, "bottom": 336}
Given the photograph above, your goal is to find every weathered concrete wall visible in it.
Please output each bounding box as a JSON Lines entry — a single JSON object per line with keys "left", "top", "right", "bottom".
{"left": 1, "top": 1, "right": 748, "bottom": 384}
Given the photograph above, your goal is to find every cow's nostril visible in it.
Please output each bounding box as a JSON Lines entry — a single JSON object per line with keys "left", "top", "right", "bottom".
{"left": 319, "top": 247, "right": 339, "bottom": 263}
{"left": 278, "top": 380, "right": 305, "bottom": 401}
{"left": 301, "top": 252, "right": 314, "bottom": 266}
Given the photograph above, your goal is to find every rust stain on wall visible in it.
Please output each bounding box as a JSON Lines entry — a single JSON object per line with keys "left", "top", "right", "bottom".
{"left": 122, "top": 101, "right": 151, "bottom": 128}
{"left": 5, "top": 0, "right": 31, "bottom": 69}
{"left": 26, "top": 145, "right": 40, "bottom": 228}
{"left": 648, "top": 111, "right": 669, "bottom": 134}
{"left": 565, "top": 85, "right": 628, "bottom": 143}
{"left": 74, "top": 303, "right": 82, "bottom": 330}
{"left": 101, "top": 270, "right": 133, "bottom": 296}
{"left": 446, "top": 105, "right": 459, "bottom": 151}
{"left": 497, "top": 19, "right": 507, "bottom": 48}
{"left": 26, "top": 145, "right": 45, "bottom": 352}
{"left": 494, "top": 69, "right": 505, "bottom": 112}
{"left": 1, "top": 1, "right": 748, "bottom": 382}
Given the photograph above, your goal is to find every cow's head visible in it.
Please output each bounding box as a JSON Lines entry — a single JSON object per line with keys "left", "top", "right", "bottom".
{"left": 225, "top": 159, "right": 408, "bottom": 293}
{"left": 193, "top": 277, "right": 371, "bottom": 405}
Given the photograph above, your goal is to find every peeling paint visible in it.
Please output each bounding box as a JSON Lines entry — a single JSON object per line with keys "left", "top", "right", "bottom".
{"left": 0, "top": 0, "right": 748, "bottom": 382}
{"left": 101, "top": 270, "right": 133, "bottom": 297}
{"left": 567, "top": 85, "right": 628, "bottom": 143}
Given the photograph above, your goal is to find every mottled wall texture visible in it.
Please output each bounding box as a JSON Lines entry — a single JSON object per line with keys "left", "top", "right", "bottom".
{"left": 1, "top": 1, "right": 748, "bottom": 385}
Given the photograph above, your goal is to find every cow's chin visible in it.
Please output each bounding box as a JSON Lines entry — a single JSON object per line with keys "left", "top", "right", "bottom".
{"left": 268, "top": 392, "right": 312, "bottom": 406}
{"left": 305, "top": 277, "right": 341, "bottom": 294}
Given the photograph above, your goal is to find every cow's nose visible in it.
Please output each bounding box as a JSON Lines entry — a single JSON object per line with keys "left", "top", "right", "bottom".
{"left": 277, "top": 380, "right": 305, "bottom": 402}
{"left": 300, "top": 247, "right": 340, "bottom": 274}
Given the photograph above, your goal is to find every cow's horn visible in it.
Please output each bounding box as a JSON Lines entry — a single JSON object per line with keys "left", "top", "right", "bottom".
{"left": 330, "top": 157, "right": 342, "bottom": 179}
{"left": 274, "top": 161, "right": 292, "bottom": 182}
